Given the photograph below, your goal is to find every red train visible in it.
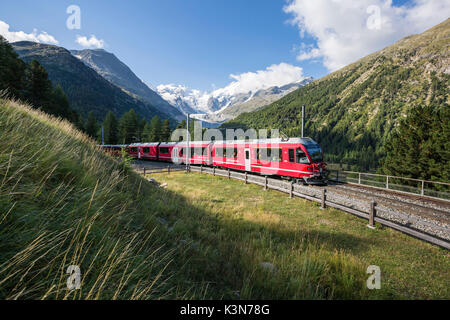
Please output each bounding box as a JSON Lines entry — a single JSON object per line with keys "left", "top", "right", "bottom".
{"left": 101, "top": 137, "right": 328, "bottom": 184}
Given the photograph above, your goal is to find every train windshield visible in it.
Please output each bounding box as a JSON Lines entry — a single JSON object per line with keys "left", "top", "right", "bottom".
{"left": 305, "top": 144, "right": 323, "bottom": 163}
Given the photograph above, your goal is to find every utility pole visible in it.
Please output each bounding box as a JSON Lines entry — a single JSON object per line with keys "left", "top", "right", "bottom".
{"left": 301, "top": 105, "right": 305, "bottom": 138}
{"left": 186, "top": 113, "right": 190, "bottom": 171}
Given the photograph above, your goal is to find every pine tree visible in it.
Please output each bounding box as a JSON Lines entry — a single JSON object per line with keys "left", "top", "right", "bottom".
{"left": 0, "top": 36, "right": 27, "bottom": 99}
{"left": 381, "top": 104, "right": 449, "bottom": 182}
{"left": 86, "top": 111, "right": 98, "bottom": 139}
{"left": 142, "top": 123, "right": 152, "bottom": 142}
{"left": 103, "top": 111, "right": 118, "bottom": 145}
{"left": 161, "top": 119, "right": 171, "bottom": 141}
{"left": 149, "top": 115, "right": 162, "bottom": 142}
{"left": 138, "top": 118, "right": 147, "bottom": 142}
{"left": 119, "top": 109, "right": 139, "bottom": 144}
{"left": 26, "top": 60, "right": 53, "bottom": 111}
{"left": 0, "top": 36, "right": 82, "bottom": 127}
{"left": 51, "top": 85, "right": 72, "bottom": 120}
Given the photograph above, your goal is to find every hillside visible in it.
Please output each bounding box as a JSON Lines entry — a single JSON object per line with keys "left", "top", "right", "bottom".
{"left": 224, "top": 19, "right": 450, "bottom": 170}
{"left": 12, "top": 41, "right": 174, "bottom": 122}
{"left": 71, "top": 49, "right": 184, "bottom": 121}
{"left": 1, "top": 97, "right": 448, "bottom": 299}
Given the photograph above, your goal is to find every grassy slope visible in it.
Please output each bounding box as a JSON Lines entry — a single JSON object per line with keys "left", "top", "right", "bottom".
{"left": 0, "top": 98, "right": 206, "bottom": 299}
{"left": 0, "top": 98, "right": 448, "bottom": 299}
{"left": 223, "top": 19, "right": 450, "bottom": 170}
{"left": 150, "top": 172, "right": 449, "bottom": 299}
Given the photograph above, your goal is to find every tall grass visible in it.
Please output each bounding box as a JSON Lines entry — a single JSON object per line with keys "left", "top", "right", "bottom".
{"left": 0, "top": 98, "right": 198, "bottom": 299}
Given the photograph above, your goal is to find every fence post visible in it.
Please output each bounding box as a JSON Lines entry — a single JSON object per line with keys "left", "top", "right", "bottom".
{"left": 368, "top": 201, "right": 376, "bottom": 229}
{"left": 290, "top": 181, "right": 294, "bottom": 198}
{"left": 200, "top": 165, "right": 203, "bottom": 174}
{"left": 213, "top": 167, "right": 216, "bottom": 176}
{"left": 336, "top": 170, "right": 339, "bottom": 182}
{"left": 321, "top": 189, "right": 327, "bottom": 209}
{"left": 358, "top": 173, "right": 361, "bottom": 184}
{"left": 168, "top": 166, "right": 170, "bottom": 175}
{"left": 264, "top": 176, "right": 268, "bottom": 191}
{"left": 245, "top": 172, "right": 248, "bottom": 184}
{"left": 421, "top": 180, "right": 424, "bottom": 196}
{"left": 143, "top": 167, "right": 146, "bottom": 177}
{"left": 386, "top": 176, "right": 389, "bottom": 190}
{"left": 228, "top": 169, "right": 231, "bottom": 179}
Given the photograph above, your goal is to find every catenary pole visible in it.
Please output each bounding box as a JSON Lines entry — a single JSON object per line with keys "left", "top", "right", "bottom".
{"left": 186, "top": 114, "right": 190, "bottom": 171}
{"left": 301, "top": 105, "right": 305, "bottom": 138}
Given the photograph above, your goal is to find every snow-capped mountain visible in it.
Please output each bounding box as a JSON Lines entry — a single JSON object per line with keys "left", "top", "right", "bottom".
{"left": 157, "top": 76, "right": 313, "bottom": 123}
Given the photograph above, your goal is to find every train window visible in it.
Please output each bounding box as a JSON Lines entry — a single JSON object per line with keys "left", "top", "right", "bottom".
{"left": 160, "top": 147, "right": 170, "bottom": 154}
{"left": 225, "top": 148, "right": 238, "bottom": 158}
{"left": 215, "top": 148, "right": 238, "bottom": 158}
{"left": 256, "top": 148, "right": 282, "bottom": 162}
{"left": 143, "top": 147, "right": 150, "bottom": 153}
{"left": 190, "top": 147, "right": 206, "bottom": 157}
{"left": 130, "top": 147, "right": 138, "bottom": 153}
{"left": 289, "top": 149, "right": 295, "bottom": 163}
{"left": 305, "top": 144, "right": 323, "bottom": 163}
{"left": 296, "top": 149, "right": 310, "bottom": 164}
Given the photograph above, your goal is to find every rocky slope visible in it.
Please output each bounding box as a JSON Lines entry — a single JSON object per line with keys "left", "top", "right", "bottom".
{"left": 71, "top": 49, "right": 184, "bottom": 121}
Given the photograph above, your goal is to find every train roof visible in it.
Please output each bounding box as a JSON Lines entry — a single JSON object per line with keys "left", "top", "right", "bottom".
{"left": 122, "top": 138, "right": 318, "bottom": 147}
{"left": 129, "top": 142, "right": 160, "bottom": 146}
{"left": 99, "top": 145, "right": 127, "bottom": 148}
{"left": 212, "top": 137, "right": 318, "bottom": 145}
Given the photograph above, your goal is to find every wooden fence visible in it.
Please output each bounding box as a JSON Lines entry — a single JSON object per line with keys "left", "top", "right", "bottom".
{"left": 188, "top": 165, "right": 450, "bottom": 249}
{"left": 328, "top": 170, "right": 450, "bottom": 202}
{"left": 138, "top": 166, "right": 186, "bottom": 176}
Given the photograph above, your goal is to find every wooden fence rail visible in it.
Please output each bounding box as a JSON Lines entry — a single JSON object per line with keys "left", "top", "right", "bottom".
{"left": 328, "top": 170, "right": 450, "bottom": 202}
{"left": 189, "top": 165, "right": 450, "bottom": 249}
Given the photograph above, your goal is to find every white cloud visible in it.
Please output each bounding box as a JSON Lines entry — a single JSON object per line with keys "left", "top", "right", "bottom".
{"left": 75, "top": 35, "right": 105, "bottom": 49}
{"left": 284, "top": 0, "right": 450, "bottom": 71}
{"left": 215, "top": 62, "right": 305, "bottom": 96}
{"left": 0, "top": 20, "right": 58, "bottom": 44}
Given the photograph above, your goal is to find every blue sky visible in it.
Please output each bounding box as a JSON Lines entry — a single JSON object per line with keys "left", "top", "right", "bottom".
{"left": 1, "top": 0, "right": 449, "bottom": 92}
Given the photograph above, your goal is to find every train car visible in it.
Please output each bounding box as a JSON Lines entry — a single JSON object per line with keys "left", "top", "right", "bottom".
{"left": 211, "top": 138, "right": 327, "bottom": 184}
{"left": 102, "top": 136, "right": 327, "bottom": 184}
{"left": 172, "top": 141, "right": 213, "bottom": 165}
{"left": 135, "top": 143, "right": 160, "bottom": 160}
{"left": 158, "top": 142, "right": 178, "bottom": 162}
{"left": 100, "top": 145, "right": 126, "bottom": 157}
{"left": 127, "top": 145, "right": 140, "bottom": 159}
{"left": 211, "top": 140, "right": 242, "bottom": 171}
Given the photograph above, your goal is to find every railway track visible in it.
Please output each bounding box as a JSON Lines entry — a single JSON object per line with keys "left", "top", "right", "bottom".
{"left": 314, "top": 183, "right": 450, "bottom": 225}
{"left": 133, "top": 161, "right": 450, "bottom": 249}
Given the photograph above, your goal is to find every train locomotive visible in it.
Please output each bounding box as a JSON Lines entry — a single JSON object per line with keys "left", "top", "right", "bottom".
{"left": 101, "top": 137, "right": 328, "bottom": 184}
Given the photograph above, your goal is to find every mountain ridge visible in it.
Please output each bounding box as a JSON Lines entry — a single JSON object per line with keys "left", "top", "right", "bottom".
{"left": 12, "top": 41, "right": 175, "bottom": 123}
{"left": 71, "top": 49, "right": 184, "bottom": 121}
{"left": 158, "top": 77, "right": 313, "bottom": 124}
